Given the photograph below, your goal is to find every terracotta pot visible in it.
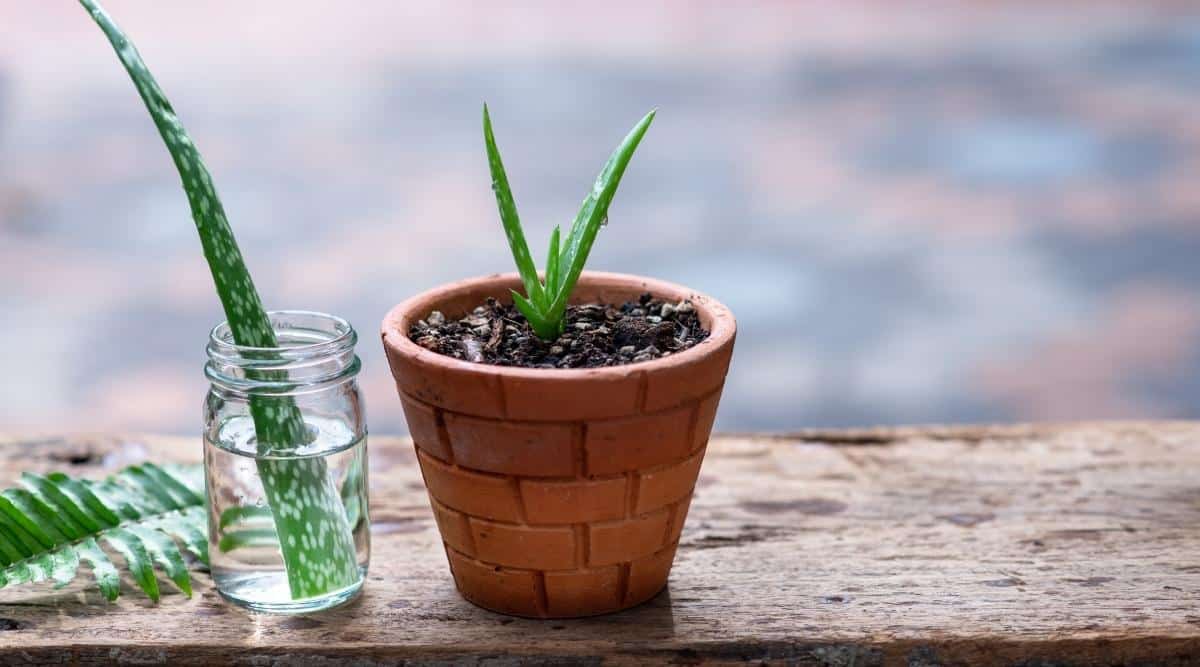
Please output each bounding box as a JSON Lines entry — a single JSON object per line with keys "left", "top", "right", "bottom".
{"left": 381, "top": 271, "right": 736, "bottom": 618}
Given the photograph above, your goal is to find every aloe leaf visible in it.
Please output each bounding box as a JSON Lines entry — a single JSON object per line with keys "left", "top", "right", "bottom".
{"left": 260, "top": 456, "right": 360, "bottom": 597}
{"left": 483, "top": 104, "right": 545, "bottom": 307}
{"left": 511, "top": 290, "right": 559, "bottom": 340}
{"left": 102, "top": 528, "right": 159, "bottom": 601}
{"left": 548, "top": 110, "right": 655, "bottom": 322}
{"left": 78, "top": 0, "right": 359, "bottom": 600}
{"left": 510, "top": 290, "right": 540, "bottom": 324}
{"left": 483, "top": 108, "right": 655, "bottom": 340}
{"left": 545, "top": 225, "right": 561, "bottom": 299}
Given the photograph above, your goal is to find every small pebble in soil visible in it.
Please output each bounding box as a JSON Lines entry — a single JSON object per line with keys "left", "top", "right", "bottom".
{"left": 410, "top": 294, "right": 709, "bottom": 369}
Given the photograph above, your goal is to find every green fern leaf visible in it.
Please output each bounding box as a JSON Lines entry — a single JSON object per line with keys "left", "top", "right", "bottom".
{"left": 218, "top": 528, "right": 280, "bottom": 554}
{"left": 77, "top": 537, "right": 121, "bottom": 601}
{"left": 149, "top": 511, "right": 209, "bottom": 564}
{"left": 128, "top": 526, "right": 191, "bottom": 596}
{"left": 101, "top": 529, "right": 159, "bottom": 602}
{"left": 0, "top": 463, "right": 207, "bottom": 602}
{"left": 47, "top": 547, "right": 80, "bottom": 589}
{"left": 2, "top": 489, "right": 77, "bottom": 542}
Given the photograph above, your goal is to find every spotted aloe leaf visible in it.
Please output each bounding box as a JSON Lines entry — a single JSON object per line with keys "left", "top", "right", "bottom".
{"left": 483, "top": 105, "right": 656, "bottom": 340}
{"left": 0, "top": 463, "right": 205, "bottom": 601}
{"left": 78, "top": 0, "right": 359, "bottom": 599}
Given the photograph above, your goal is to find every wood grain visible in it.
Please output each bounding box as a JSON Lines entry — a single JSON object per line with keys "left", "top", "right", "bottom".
{"left": 0, "top": 423, "right": 1196, "bottom": 665}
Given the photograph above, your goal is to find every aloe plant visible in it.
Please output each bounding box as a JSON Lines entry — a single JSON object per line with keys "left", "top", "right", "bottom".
{"left": 79, "top": 0, "right": 359, "bottom": 599}
{"left": 0, "top": 463, "right": 205, "bottom": 601}
{"left": 483, "top": 105, "right": 656, "bottom": 340}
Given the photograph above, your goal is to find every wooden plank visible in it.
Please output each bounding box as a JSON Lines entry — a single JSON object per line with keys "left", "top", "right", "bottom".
{"left": 0, "top": 424, "right": 1196, "bottom": 665}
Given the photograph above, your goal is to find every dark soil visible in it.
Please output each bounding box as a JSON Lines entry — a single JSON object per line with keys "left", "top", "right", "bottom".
{"left": 409, "top": 293, "right": 710, "bottom": 369}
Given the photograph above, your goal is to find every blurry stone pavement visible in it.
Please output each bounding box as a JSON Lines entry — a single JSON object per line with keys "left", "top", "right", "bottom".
{"left": 1, "top": 2, "right": 1199, "bottom": 434}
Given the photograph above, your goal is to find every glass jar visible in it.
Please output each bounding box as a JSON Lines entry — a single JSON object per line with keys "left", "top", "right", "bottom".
{"left": 203, "top": 311, "right": 369, "bottom": 614}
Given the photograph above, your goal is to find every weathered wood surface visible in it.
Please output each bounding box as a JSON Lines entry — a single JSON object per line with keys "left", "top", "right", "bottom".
{"left": 0, "top": 423, "right": 1196, "bottom": 665}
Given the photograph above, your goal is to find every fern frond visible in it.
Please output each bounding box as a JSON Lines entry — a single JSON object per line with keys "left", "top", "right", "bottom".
{"left": 0, "top": 463, "right": 206, "bottom": 602}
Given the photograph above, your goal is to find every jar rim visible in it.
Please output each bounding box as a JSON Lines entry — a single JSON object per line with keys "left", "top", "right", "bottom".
{"left": 206, "top": 311, "right": 360, "bottom": 395}
{"left": 208, "top": 310, "right": 356, "bottom": 359}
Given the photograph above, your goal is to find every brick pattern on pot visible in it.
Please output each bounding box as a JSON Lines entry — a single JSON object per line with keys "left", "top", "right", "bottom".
{"left": 408, "top": 385, "right": 722, "bottom": 618}
{"left": 584, "top": 405, "right": 694, "bottom": 475}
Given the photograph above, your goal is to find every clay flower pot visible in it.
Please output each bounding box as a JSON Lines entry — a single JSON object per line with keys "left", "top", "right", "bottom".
{"left": 381, "top": 271, "right": 736, "bottom": 618}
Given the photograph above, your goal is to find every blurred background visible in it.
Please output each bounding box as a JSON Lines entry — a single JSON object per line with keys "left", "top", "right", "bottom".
{"left": 2, "top": 2, "right": 1199, "bottom": 435}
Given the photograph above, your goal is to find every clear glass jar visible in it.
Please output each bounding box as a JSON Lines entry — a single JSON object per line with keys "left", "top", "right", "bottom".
{"left": 204, "top": 311, "right": 369, "bottom": 614}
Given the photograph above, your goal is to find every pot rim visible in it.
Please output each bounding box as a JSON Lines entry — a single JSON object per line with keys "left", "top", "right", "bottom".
{"left": 381, "top": 271, "right": 736, "bottom": 381}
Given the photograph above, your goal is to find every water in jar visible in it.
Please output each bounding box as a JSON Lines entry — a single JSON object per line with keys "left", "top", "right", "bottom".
{"left": 205, "top": 414, "right": 369, "bottom": 613}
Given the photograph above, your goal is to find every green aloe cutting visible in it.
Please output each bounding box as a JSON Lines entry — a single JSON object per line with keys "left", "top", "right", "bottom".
{"left": 484, "top": 105, "right": 656, "bottom": 340}
{"left": 79, "top": 0, "right": 358, "bottom": 599}
{"left": 0, "top": 463, "right": 205, "bottom": 601}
